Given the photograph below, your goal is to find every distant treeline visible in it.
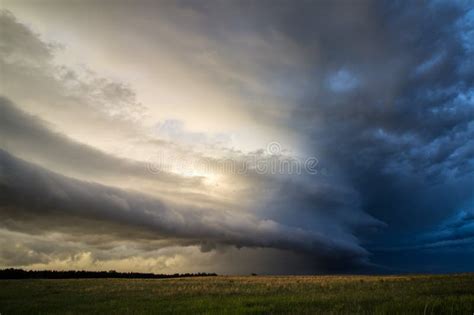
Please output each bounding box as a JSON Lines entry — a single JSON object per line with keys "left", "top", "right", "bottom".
{"left": 0, "top": 268, "right": 217, "bottom": 279}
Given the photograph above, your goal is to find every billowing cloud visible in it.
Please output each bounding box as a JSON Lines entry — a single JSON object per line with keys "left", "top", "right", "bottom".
{"left": 0, "top": 149, "right": 369, "bottom": 270}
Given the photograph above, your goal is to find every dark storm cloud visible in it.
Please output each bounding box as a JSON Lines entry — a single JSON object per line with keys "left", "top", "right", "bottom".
{"left": 186, "top": 0, "right": 474, "bottom": 266}
{"left": 416, "top": 210, "right": 474, "bottom": 249}
{"left": 0, "top": 149, "right": 369, "bottom": 267}
{"left": 284, "top": 1, "right": 474, "bottom": 260}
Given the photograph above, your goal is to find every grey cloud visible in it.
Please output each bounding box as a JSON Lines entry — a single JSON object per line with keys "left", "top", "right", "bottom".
{"left": 0, "top": 10, "right": 55, "bottom": 63}
{"left": 0, "top": 10, "right": 149, "bottom": 149}
{"left": 0, "top": 149, "right": 369, "bottom": 270}
{"left": 0, "top": 96, "right": 203, "bottom": 189}
{"left": 0, "top": 228, "right": 347, "bottom": 274}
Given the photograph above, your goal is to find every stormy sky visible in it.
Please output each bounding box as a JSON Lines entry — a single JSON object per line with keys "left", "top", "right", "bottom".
{"left": 0, "top": 0, "right": 473, "bottom": 274}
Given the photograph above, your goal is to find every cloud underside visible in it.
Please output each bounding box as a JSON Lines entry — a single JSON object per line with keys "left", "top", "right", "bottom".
{"left": 0, "top": 149, "right": 369, "bottom": 271}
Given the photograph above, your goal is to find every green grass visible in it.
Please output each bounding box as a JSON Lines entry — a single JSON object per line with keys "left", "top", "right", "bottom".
{"left": 1, "top": 274, "right": 473, "bottom": 314}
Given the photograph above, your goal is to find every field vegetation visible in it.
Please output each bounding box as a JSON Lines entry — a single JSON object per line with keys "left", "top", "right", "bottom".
{"left": 1, "top": 274, "right": 473, "bottom": 314}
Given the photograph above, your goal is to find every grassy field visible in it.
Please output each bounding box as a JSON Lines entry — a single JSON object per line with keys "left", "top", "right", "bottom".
{"left": 0, "top": 274, "right": 473, "bottom": 314}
